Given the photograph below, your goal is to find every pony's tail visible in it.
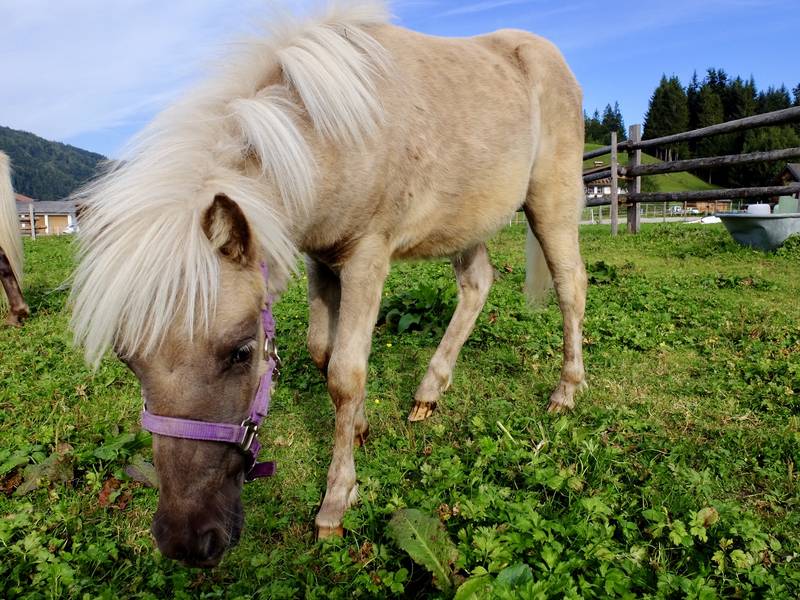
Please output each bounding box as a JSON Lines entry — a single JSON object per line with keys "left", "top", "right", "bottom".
{"left": 524, "top": 224, "right": 552, "bottom": 306}
{"left": 0, "top": 152, "right": 24, "bottom": 298}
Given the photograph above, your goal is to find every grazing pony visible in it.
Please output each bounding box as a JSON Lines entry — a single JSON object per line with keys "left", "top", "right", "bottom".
{"left": 0, "top": 152, "right": 28, "bottom": 326}
{"left": 71, "top": 1, "right": 586, "bottom": 567}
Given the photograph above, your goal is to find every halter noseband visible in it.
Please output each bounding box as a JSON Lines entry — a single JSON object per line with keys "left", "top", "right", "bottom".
{"left": 140, "top": 262, "right": 279, "bottom": 481}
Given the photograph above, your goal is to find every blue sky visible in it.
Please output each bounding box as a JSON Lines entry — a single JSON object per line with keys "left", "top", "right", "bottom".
{"left": 1, "top": 0, "right": 798, "bottom": 157}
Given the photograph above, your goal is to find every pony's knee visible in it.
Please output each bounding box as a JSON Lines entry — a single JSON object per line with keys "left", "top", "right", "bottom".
{"left": 327, "top": 358, "right": 366, "bottom": 407}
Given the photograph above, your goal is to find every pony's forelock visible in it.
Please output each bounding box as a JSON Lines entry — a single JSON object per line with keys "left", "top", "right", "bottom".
{"left": 70, "top": 1, "right": 390, "bottom": 365}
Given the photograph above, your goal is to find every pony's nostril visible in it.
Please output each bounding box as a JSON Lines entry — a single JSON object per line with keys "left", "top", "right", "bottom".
{"left": 197, "top": 526, "right": 225, "bottom": 563}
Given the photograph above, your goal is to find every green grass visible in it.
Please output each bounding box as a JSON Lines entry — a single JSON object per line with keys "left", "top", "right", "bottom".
{"left": 1, "top": 226, "right": 799, "bottom": 598}
{"left": 585, "top": 143, "right": 717, "bottom": 193}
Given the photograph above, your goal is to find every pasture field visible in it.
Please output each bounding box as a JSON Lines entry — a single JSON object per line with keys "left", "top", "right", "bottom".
{"left": 1, "top": 224, "right": 799, "bottom": 599}
{"left": 583, "top": 144, "right": 716, "bottom": 194}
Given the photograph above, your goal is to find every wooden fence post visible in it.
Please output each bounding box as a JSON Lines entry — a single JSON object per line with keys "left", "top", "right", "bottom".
{"left": 627, "top": 124, "right": 642, "bottom": 233}
{"left": 610, "top": 131, "right": 619, "bottom": 236}
{"left": 28, "top": 204, "right": 36, "bottom": 241}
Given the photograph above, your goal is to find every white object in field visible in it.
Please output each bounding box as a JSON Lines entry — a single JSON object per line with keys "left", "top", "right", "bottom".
{"left": 746, "top": 204, "right": 771, "bottom": 216}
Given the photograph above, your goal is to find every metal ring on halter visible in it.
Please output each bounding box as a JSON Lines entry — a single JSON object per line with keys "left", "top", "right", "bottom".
{"left": 266, "top": 337, "right": 281, "bottom": 380}
{"left": 238, "top": 418, "right": 259, "bottom": 452}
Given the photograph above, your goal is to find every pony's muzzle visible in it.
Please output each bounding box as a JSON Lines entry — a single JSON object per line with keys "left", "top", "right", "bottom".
{"left": 152, "top": 512, "right": 231, "bottom": 568}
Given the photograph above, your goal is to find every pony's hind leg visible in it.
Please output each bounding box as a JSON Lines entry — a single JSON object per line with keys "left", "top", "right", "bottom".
{"left": 306, "top": 257, "right": 340, "bottom": 374}
{"left": 316, "top": 237, "right": 390, "bottom": 537}
{"left": 306, "top": 257, "right": 369, "bottom": 445}
{"left": 409, "top": 243, "right": 494, "bottom": 422}
{"left": 0, "top": 248, "right": 29, "bottom": 326}
{"left": 524, "top": 172, "right": 587, "bottom": 413}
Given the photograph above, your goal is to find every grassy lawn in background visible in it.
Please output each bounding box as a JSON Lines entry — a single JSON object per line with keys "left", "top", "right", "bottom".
{"left": 1, "top": 224, "right": 798, "bottom": 598}
{"left": 584, "top": 143, "right": 717, "bottom": 194}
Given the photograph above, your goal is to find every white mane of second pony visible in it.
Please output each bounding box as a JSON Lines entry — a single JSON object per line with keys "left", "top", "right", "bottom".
{"left": 0, "top": 151, "right": 23, "bottom": 297}
{"left": 71, "top": 1, "right": 390, "bottom": 365}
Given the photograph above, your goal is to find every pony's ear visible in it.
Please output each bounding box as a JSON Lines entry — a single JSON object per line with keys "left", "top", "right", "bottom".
{"left": 202, "top": 194, "right": 254, "bottom": 266}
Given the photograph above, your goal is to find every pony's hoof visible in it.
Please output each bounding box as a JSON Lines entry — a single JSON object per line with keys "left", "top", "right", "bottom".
{"left": 547, "top": 400, "right": 573, "bottom": 414}
{"left": 5, "top": 306, "right": 29, "bottom": 327}
{"left": 316, "top": 525, "right": 344, "bottom": 539}
{"left": 547, "top": 379, "right": 585, "bottom": 413}
{"left": 408, "top": 401, "right": 436, "bottom": 422}
{"left": 5, "top": 316, "right": 24, "bottom": 327}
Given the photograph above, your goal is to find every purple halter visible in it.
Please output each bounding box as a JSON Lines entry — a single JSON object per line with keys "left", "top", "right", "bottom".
{"left": 140, "top": 262, "right": 279, "bottom": 481}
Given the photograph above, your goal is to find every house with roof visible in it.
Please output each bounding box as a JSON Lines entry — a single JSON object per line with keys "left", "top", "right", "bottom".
{"left": 583, "top": 164, "right": 627, "bottom": 200}
{"left": 16, "top": 198, "right": 79, "bottom": 236}
{"left": 15, "top": 193, "right": 36, "bottom": 204}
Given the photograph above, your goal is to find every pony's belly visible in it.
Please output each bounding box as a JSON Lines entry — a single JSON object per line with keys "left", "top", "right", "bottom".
{"left": 390, "top": 208, "right": 518, "bottom": 260}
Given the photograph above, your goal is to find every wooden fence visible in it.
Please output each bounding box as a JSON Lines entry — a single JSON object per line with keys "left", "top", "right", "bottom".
{"left": 19, "top": 204, "right": 45, "bottom": 240}
{"left": 583, "top": 106, "right": 800, "bottom": 234}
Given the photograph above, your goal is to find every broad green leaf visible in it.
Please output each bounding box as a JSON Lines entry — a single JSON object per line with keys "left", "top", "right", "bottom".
{"left": 730, "top": 549, "right": 752, "bottom": 570}
{"left": 540, "top": 545, "right": 559, "bottom": 570}
{"left": 642, "top": 508, "right": 667, "bottom": 524}
{"left": 387, "top": 509, "right": 457, "bottom": 592}
{"left": 93, "top": 432, "right": 137, "bottom": 461}
{"left": 124, "top": 455, "right": 159, "bottom": 488}
{"left": 669, "top": 520, "right": 692, "bottom": 547}
{"left": 454, "top": 575, "right": 492, "bottom": 600}
{"left": 0, "top": 452, "right": 31, "bottom": 477}
{"left": 15, "top": 446, "right": 74, "bottom": 496}
{"left": 397, "top": 313, "right": 421, "bottom": 333}
{"left": 384, "top": 308, "right": 403, "bottom": 327}
{"left": 495, "top": 563, "right": 534, "bottom": 587}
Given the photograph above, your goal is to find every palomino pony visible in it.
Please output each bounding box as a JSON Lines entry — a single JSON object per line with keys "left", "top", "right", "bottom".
{"left": 0, "top": 152, "right": 29, "bottom": 326}
{"left": 71, "top": 1, "right": 586, "bottom": 567}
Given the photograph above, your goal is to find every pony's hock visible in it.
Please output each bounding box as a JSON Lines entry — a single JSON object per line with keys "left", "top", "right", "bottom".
{"left": 71, "top": 1, "right": 586, "bottom": 565}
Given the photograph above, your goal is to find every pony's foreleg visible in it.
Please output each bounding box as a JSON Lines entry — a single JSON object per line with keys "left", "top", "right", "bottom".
{"left": 524, "top": 181, "right": 587, "bottom": 413}
{"left": 409, "top": 244, "right": 493, "bottom": 422}
{"left": 306, "top": 257, "right": 340, "bottom": 374}
{"left": 316, "top": 239, "right": 389, "bottom": 537}
{"left": 0, "top": 248, "right": 29, "bottom": 326}
{"left": 306, "top": 257, "right": 370, "bottom": 446}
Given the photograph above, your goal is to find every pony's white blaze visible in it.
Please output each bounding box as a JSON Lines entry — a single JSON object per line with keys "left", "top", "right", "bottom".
{"left": 0, "top": 152, "right": 23, "bottom": 290}
{"left": 70, "top": 1, "right": 390, "bottom": 365}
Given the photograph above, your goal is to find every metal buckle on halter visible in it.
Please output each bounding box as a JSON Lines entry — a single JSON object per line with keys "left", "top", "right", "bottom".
{"left": 238, "top": 418, "right": 259, "bottom": 452}
{"left": 265, "top": 337, "right": 282, "bottom": 380}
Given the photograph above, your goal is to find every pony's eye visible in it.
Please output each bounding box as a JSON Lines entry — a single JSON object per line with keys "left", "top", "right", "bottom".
{"left": 230, "top": 343, "right": 255, "bottom": 365}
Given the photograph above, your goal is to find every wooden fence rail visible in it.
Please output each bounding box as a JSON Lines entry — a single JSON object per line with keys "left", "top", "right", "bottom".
{"left": 584, "top": 106, "right": 800, "bottom": 160}
{"left": 583, "top": 106, "right": 800, "bottom": 234}
{"left": 625, "top": 147, "right": 800, "bottom": 178}
{"left": 627, "top": 183, "right": 800, "bottom": 204}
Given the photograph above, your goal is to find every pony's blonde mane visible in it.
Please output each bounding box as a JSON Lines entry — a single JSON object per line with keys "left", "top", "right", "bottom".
{"left": 0, "top": 152, "right": 23, "bottom": 310}
{"left": 71, "top": 1, "right": 390, "bottom": 365}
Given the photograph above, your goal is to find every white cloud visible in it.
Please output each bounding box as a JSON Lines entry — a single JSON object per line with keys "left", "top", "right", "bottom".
{"left": 437, "top": 0, "right": 538, "bottom": 17}
{"left": 0, "top": 0, "right": 266, "bottom": 142}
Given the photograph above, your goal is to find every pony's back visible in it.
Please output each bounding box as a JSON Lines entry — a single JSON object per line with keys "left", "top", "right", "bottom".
{"left": 0, "top": 152, "right": 23, "bottom": 294}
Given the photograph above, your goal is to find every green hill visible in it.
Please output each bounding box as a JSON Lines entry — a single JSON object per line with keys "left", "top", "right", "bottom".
{"left": 0, "top": 126, "right": 106, "bottom": 200}
{"left": 584, "top": 143, "right": 716, "bottom": 193}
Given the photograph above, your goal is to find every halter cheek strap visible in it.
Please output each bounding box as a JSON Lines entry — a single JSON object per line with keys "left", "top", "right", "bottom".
{"left": 140, "top": 262, "right": 279, "bottom": 481}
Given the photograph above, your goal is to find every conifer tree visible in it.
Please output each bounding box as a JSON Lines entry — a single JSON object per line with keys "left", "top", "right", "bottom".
{"left": 643, "top": 75, "right": 689, "bottom": 160}
{"left": 600, "top": 102, "right": 627, "bottom": 142}
{"left": 695, "top": 85, "right": 726, "bottom": 182}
